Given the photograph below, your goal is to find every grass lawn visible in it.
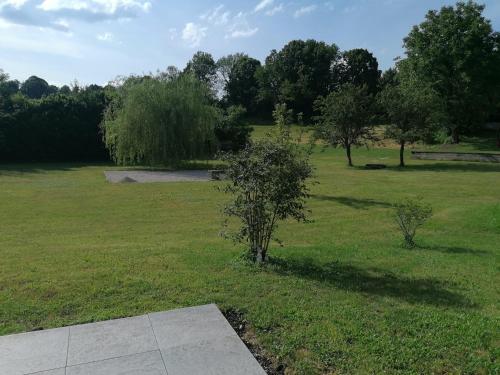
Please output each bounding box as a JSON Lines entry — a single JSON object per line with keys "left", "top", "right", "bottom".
{"left": 1, "top": 135, "right": 499, "bottom": 374}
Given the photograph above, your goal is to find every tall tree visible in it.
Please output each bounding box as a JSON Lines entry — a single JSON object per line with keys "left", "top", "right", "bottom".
{"left": 315, "top": 84, "right": 375, "bottom": 167}
{"left": 258, "top": 40, "right": 340, "bottom": 118}
{"left": 403, "top": 1, "right": 500, "bottom": 143}
{"left": 20, "top": 76, "right": 52, "bottom": 99}
{"left": 336, "top": 48, "right": 381, "bottom": 94}
{"left": 225, "top": 56, "right": 261, "bottom": 114}
{"left": 184, "top": 51, "right": 217, "bottom": 87}
{"left": 379, "top": 66, "right": 443, "bottom": 167}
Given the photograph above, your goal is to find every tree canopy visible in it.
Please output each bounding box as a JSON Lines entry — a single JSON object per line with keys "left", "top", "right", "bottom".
{"left": 403, "top": 0, "right": 500, "bottom": 143}
{"left": 102, "top": 74, "right": 218, "bottom": 166}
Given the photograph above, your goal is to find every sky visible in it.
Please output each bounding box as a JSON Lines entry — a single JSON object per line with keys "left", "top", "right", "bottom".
{"left": 0, "top": 0, "right": 499, "bottom": 86}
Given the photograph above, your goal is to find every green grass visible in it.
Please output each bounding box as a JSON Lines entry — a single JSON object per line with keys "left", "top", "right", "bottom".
{"left": 1, "top": 143, "right": 499, "bottom": 374}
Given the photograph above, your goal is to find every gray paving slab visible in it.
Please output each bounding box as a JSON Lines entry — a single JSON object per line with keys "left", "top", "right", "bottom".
{"left": 67, "top": 315, "right": 157, "bottom": 366}
{"left": 149, "top": 304, "right": 237, "bottom": 350}
{"left": 0, "top": 304, "right": 266, "bottom": 375}
{"left": 66, "top": 350, "right": 167, "bottom": 375}
{"left": 161, "top": 335, "right": 267, "bottom": 375}
{"left": 104, "top": 170, "right": 211, "bottom": 183}
{"left": 0, "top": 327, "right": 69, "bottom": 375}
{"left": 27, "top": 369, "right": 66, "bottom": 375}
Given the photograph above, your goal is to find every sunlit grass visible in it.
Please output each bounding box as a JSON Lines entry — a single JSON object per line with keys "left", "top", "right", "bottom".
{"left": 0, "top": 137, "right": 499, "bottom": 373}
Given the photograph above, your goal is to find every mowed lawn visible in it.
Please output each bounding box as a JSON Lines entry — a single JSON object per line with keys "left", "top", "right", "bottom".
{"left": 1, "top": 134, "right": 499, "bottom": 374}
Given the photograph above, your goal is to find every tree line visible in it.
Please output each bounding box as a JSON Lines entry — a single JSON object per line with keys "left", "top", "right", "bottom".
{"left": 1, "top": 0, "right": 499, "bottom": 163}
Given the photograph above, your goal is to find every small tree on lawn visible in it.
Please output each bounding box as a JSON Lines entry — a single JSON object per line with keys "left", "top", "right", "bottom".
{"left": 272, "top": 103, "right": 293, "bottom": 135}
{"left": 394, "top": 197, "right": 432, "bottom": 248}
{"left": 220, "top": 131, "right": 313, "bottom": 264}
{"left": 315, "top": 84, "right": 375, "bottom": 166}
{"left": 379, "top": 67, "right": 443, "bottom": 167}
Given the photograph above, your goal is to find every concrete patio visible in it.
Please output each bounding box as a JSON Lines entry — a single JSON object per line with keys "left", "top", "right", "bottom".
{"left": 0, "top": 304, "right": 266, "bottom": 375}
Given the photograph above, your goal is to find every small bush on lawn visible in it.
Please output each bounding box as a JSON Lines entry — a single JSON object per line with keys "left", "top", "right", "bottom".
{"left": 220, "top": 130, "right": 313, "bottom": 264}
{"left": 394, "top": 197, "right": 433, "bottom": 248}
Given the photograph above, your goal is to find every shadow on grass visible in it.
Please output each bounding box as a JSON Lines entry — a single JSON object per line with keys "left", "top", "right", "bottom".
{"left": 0, "top": 163, "right": 111, "bottom": 176}
{"left": 417, "top": 244, "right": 489, "bottom": 255}
{"left": 387, "top": 162, "right": 500, "bottom": 173}
{"left": 268, "top": 257, "right": 475, "bottom": 308}
{"left": 311, "top": 195, "right": 392, "bottom": 210}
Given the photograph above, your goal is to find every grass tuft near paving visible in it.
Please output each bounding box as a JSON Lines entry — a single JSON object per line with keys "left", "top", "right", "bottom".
{"left": 1, "top": 134, "right": 499, "bottom": 374}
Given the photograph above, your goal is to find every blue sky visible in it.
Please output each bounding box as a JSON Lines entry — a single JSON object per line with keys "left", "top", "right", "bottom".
{"left": 1, "top": 0, "right": 499, "bottom": 86}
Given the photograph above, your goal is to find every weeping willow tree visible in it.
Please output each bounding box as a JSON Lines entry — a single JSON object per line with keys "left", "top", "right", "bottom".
{"left": 102, "top": 74, "right": 218, "bottom": 166}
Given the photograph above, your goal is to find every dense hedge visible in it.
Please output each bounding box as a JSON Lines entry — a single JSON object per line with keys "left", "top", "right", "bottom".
{"left": 0, "top": 89, "right": 109, "bottom": 162}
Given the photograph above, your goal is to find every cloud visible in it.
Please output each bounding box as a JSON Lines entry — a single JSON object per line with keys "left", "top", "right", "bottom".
{"left": 182, "top": 22, "right": 207, "bottom": 47}
{"left": 227, "top": 27, "right": 258, "bottom": 38}
{"left": 0, "top": 1, "right": 70, "bottom": 31}
{"left": 254, "top": 0, "right": 273, "bottom": 13}
{"left": 294, "top": 4, "right": 317, "bottom": 18}
{"left": 97, "top": 31, "right": 114, "bottom": 41}
{"left": 200, "top": 4, "right": 230, "bottom": 26}
{"left": 265, "top": 3, "right": 283, "bottom": 16}
{"left": 0, "top": 0, "right": 152, "bottom": 31}
{"left": 38, "top": 0, "right": 152, "bottom": 22}
{"left": 0, "top": 0, "right": 28, "bottom": 9}
{"left": 225, "top": 11, "right": 258, "bottom": 39}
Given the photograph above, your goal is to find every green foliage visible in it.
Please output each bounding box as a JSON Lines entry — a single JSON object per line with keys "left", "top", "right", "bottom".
{"left": 394, "top": 197, "right": 433, "bottom": 248}
{"left": 214, "top": 105, "right": 253, "bottom": 152}
{"left": 0, "top": 88, "right": 109, "bottom": 161}
{"left": 20, "top": 76, "right": 55, "bottom": 99}
{"left": 221, "top": 133, "right": 313, "bottom": 263}
{"left": 378, "top": 68, "right": 444, "bottom": 166}
{"left": 272, "top": 103, "right": 293, "bottom": 134}
{"left": 315, "top": 84, "right": 376, "bottom": 166}
{"left": 102, "top": 74, "right": 218, "bottom": 166}
{"left": 224, "top": 55, "right": 261, "bottom": 115}
{"left": 184, "top": 51, "right": 217, "bottom": 87}
{"left": 403, "top": 1, "right": 500, "bottom": 143}
{"left": 257, "top": 40, "right": 340, "bottom": 118}
{"left": 336, "top": 48, "right": 381, "bottom": 94}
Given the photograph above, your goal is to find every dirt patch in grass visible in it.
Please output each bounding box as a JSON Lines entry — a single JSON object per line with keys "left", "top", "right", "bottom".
{"left": 223, "top": 308, "right": 285, "bottom": 375}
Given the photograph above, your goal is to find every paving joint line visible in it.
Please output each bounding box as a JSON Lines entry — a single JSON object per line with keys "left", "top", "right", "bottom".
{"left": 147, "top": 314, "right": 169, "bottom": 375}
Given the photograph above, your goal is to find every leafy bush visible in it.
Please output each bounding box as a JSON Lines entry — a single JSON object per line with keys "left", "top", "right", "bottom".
{"left": 214, "top": 105, "right": 252, "bottom": 152}
{"left": 102, "top": 74, "right": 218, "bottom": 166}
{"left": 0, "top": 89, "right": 109, "bottom": 162}
{"left": 394, "top": 197, "right": 433, "bottom": 248}
{"left": 221, "top": 131, "right": 313, "bottom": 263}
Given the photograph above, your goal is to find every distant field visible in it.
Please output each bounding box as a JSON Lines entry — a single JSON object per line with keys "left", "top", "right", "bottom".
{"left": 1, "top": 135, "right": 499, "bottom": 373}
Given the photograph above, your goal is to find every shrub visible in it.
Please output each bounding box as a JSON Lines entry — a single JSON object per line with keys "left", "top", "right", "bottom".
{"left": 221, "top": 131, "right": 313, "bottom": 263}
{"left": 394, "top": 197, "right": 432, "bottom": 248}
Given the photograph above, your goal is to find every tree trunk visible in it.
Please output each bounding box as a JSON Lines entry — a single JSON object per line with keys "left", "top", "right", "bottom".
{"left": 399, "top": 141, "right": 405, "bottom": 168}
{"left": 346, "top": 144, "right": 353, "bottom": 167}
{"left": 451, "top": 128, "right": 460, "bottom": 144}
{"left": 256, "top": 246, "right": 264, "bottom": 264}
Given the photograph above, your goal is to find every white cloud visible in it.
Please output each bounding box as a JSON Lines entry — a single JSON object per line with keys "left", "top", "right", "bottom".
{"left": 97, "top": 31, "right": 114, "bottom": 41}
{"left": 182, "top": 22, "right": 207, "bottom": 47}
{"left": 225, "top": 11, "right": 258, "bottom": 39}
{"left": 265, "top": 3, "right": 283, "bottom": 16}
{"left": 38, "top": 0, "right": 152, "bottom": 14}
{"left": 0, "top": 0, "right": 28, "bottom": 9}
{"left": 228, "top": 27, "right": 258, "bottom": 38}
{"left": 294, "top": 4, "right": 317, "bottom": 18}
{"left": 200, "top": 4, "right": 230, "bottom": 26}
{"left": 254, "top": 0, "right": 273, "bottom": 13}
